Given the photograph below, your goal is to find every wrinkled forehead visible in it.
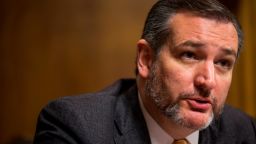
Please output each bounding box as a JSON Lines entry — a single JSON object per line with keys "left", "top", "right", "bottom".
{"left": 165, "top": 12, "right": 239, "bottom": 55}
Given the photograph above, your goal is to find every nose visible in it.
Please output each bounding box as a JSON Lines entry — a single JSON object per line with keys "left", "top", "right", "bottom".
{"left": 194, "top": 61, "right": 216, "bottom": 91}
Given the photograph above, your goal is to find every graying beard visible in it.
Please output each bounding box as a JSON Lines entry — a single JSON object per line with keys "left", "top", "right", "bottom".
{"left": 164, "top": 103, "right": 214, "bottom": 130}
{"left": 144, "top": 62, "right": 217, "bottom": 130}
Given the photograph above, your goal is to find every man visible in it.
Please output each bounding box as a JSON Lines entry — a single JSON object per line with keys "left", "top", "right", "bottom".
{"left": 34, "top": 0, "right": 256, "bottom": 144}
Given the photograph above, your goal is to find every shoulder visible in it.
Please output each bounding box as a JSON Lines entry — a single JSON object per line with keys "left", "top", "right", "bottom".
{"left": 40, "top": 78, "right": 137, "bottom": 124}
{"left": 42, "top": 92, "right": 116, "bottom": 123}
{"left": 221, "top": 105, "right": 255, "bottom": 130}
{"left": 43, "top": 79, "right": 136, "bottom": 117}
{"left": 34, "top": 88, "right": 117, "bottom": 142}
{"left": 214, "top": 105, "right": 256, "bottom": 142}
{"left": 34, "top": 79, "right": 137, "bottom": 143}
{"left": 200, "top": 105, "right": 256, "bottom": 143}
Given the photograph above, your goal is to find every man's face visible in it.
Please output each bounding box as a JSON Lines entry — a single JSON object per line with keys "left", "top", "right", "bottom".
{"left": 141, "top": 12, "right": 238, "bottom": 130}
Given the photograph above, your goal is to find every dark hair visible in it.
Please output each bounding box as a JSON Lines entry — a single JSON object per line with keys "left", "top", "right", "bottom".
{"left": 141, "top": 0, "right": 243, "bottom": 56}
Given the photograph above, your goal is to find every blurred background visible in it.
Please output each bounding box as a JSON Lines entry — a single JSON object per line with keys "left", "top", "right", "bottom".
{"left": 0, "top": 0, "right": 255, "bottom": 143}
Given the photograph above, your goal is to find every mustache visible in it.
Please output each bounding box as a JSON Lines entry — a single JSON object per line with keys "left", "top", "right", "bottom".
{"left": 180, "top": 86, "right": 211, "bottom": 98}
{"left": 179, "top": 82, "right": 213, "bottom": 98}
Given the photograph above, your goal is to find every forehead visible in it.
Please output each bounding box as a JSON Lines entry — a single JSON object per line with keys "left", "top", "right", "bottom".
{"left": 167, "top": 12, "right": 239, "bottom": 53}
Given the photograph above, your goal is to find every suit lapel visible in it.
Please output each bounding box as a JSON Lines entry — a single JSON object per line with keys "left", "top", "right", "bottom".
{"left": 113, "top": 85, "right": 151, "bottom": 144}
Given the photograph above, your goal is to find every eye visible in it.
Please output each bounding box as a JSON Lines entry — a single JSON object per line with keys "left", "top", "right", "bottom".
{"left": 180, "top": 51, "right": 197, "bottom": 60}
{"left": 215, "top": 59, "right": 234, "bottom": 70}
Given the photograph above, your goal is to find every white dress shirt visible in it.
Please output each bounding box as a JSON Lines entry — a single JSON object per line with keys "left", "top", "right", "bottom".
{"left": 138, "top": 94, "right": 199, "bottom": 144}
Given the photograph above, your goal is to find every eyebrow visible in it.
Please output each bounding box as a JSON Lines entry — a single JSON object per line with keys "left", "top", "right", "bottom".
{"left": 220, "top": 48, "right": 237, "bottom": 58}
{"left": 175, "top": 40, "right": 205, "bottom": 49}
{"left": 174, "top": 40, "right": 238, "bottom": 57}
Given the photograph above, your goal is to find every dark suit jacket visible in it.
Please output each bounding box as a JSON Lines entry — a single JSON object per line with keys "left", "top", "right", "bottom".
{"left": 34, "top": 79, "right": 256, "bottom": 144}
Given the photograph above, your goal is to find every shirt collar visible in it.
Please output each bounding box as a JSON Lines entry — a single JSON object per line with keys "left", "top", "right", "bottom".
{"left": 138, "top": 94, "right": 199, "bottom": 144}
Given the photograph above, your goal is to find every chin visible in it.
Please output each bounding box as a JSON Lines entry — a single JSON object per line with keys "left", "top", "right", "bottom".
{"left": 181, "top": 110, "right": 214, "bottom": 130}
{"left": 165, "top": 104, "right": 214, "bottom": 130}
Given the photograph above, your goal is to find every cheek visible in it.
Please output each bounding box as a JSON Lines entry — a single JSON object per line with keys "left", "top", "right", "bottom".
{"left": 214, "top": 78, "right": 231, "bottom": 104}
{"left": 161, "top": 65, "right": 195, "bottom": 93}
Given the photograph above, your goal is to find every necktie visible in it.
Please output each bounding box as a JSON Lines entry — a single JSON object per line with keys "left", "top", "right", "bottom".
{"left": 172, "top": 139, "right": 189, "bottom": 144}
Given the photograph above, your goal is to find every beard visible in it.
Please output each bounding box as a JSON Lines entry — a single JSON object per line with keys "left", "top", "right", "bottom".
{"left": 144, "top": 62, "right": 224, "bottom": 130}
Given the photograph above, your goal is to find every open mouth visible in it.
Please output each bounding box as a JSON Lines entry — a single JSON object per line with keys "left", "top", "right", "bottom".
{"left": 196, "top": 99, "right": 209, "bottom": 104}
{"left": 186, "top": 98, "right": 211, "bottom": 112}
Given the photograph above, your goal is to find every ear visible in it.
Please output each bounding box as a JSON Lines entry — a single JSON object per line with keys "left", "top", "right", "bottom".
{"left": 136, "top": 39, "right": 153, "bottom": 78}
